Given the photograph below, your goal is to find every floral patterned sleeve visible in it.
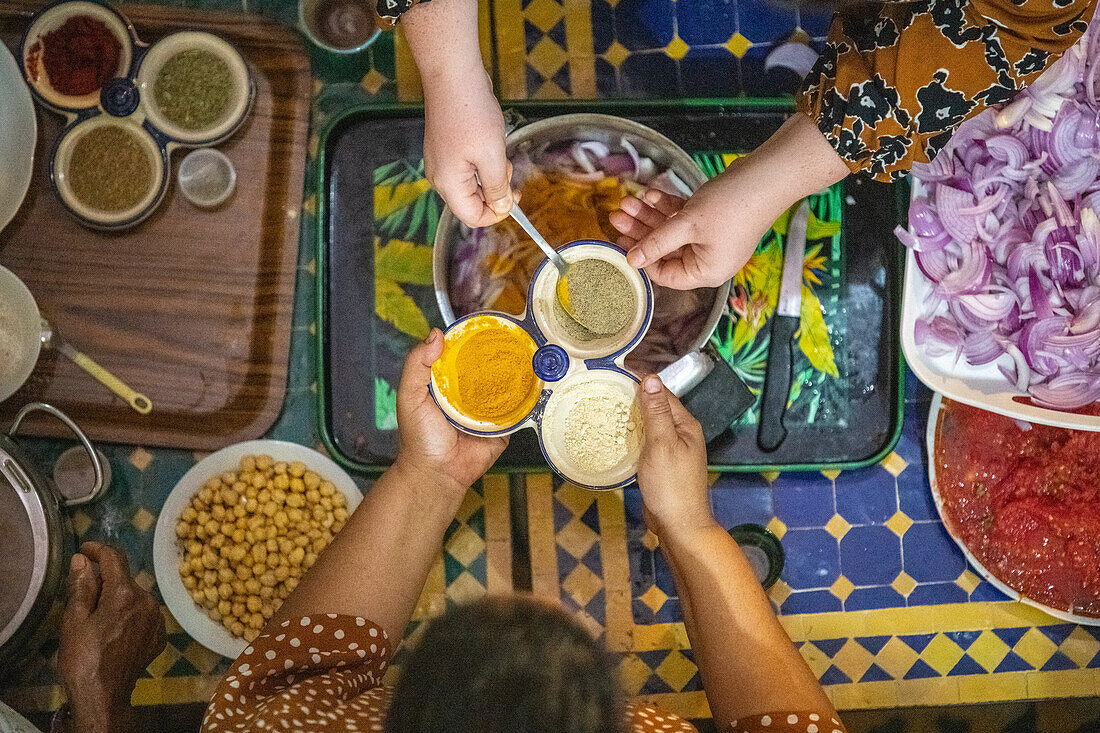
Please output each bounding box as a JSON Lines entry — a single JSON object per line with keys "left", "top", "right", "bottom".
{"left": 798, "top": 0, "right": 1097, "bottom": 181}
{"left": 373, "top": 0, "right": 430, "bottom": 28}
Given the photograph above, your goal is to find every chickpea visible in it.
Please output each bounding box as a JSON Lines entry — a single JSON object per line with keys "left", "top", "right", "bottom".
{"left": 289, "top": 546, "right": 305, "bottom": 566}
{"left": 204, "top": 519, "right": 220, "bottom": 536}
{"left": 211, "top": 504, "right": 226, "bottom": 521}
{"left": 320, "top": 497, "right": 333, "bottom": 511}
{"left": 176, "top": 520, "right": 191, "bottom": 539}
{"left": 187, "top": 540, "right": 203, "bottom": 556}
{"left": 289, "top": 478, "right": 305, "bottom": 494}
{"left": 245, "top": 628, "right": 259, "bottom": 642}
{"left": 259, "top": 571, "right": 277, "bottom": 588}
{"left": 255, "top": 454, "right": 273, "bottom": 471}
{"left": 305, "top": 489, "right": 320, "bottom": 504}
{"left": 203, "top": 569, "right": 218, "bottom": 586}
{"left": 273, "top": 474, "right": 290, "bottom": 491}
{"left": 224, "top": 489, "right": 240, "bottom": 506}
{"left": 220, "top": 471, "right": 237, "bottom": 486}
{"left": 334, "top": 507, "right": 348, "bottom": 523}
{"left": 261, "top": 602, "right": 274, "bottom": 619}
{"left": 231, "top": 621, "right": 246, "bottom": 637}
{"left": 245, "top": 578, "right": 261, "bottom": 595}
{"left": 249, "top": 612, "right": 264, "bottom": 629}
{"left": 182, "top": 506, "right": 198, "bottom": 522}
{"left": 183, "top": 575, "right": 197, "bottom": 590}
{"left": 232, "top": 581, "right": 246, "bottom": 596}
{"left": 239, "top": 455, "right": 257, "bottom": 474}
{"left": 250, "top": 472, "right": 266, "bottom": 490}
{"left": 218, "top": 599, "right": 232, "bottom": 617}
{"left": 235, "top": 562, "right": 252, "bottom": 580}
{"left": 244, "top": 485, "right": 258, "bottom": 501}
{"left": 259, "top": 585, "right": 274, "bottom": 600}
{"left": 244, "top": 498, "right": 259, "bottom": 514}
{"left": 333, "top": 520, "right": 346, "bottom": 533}
{"left": 208, "top": 608, "right": 223, "bottom": 622}
{"left": 232, "top": 529, "right": 246, "bottom": 544}
{"left": 274, "top": 461, "right": 288, "bottom": 476}
{"left": 274, "top": 565, "right": 290, "bottom": 582}
{"left": 285, "top": 577, "right": 299, "bottom": 593}
{"left": 304, "top": 552, "right": 317, "bottom": 569}
{"left": 218, "top": 567, "right": 235, "bottom": 583}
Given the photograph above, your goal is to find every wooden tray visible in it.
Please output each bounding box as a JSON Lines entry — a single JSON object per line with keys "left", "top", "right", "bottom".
{"left": 0, "top": 0, "right": 309, "bottom": 449}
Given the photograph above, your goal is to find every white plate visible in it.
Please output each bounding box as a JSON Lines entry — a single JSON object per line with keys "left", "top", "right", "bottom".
{"left": 152, "top": 440, "right": 362, "bottom": 658}
{"left": 901, "top": 179, "right": 1100, "bottom": 431}
{"left": 925, "top": 394, "right": 1099, "bottom": 625}
{"left": 0, "top": 44, "right": 36, "bottom": 232}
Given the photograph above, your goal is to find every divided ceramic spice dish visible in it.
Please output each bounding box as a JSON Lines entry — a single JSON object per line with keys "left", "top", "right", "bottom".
{"left": 430, "top": 241, "right": 654, "bottom": 490}
{"left": 19, "top": 0, "right": 254, "bottom": 230}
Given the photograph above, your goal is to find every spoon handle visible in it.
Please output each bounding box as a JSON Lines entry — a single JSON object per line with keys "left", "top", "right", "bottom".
{"left": 58, "top": 342, "right": 153, "bottom": 415}
{"left": 510, "top": 204, "right": 567, "bottom": 272}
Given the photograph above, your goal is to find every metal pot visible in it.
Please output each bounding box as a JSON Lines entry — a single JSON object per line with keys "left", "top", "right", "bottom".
{"left": 0, "top": 403, "right": 106, "bottom": 677}
{"left": 432, "top": 113, "right": 733, "bottom": 398}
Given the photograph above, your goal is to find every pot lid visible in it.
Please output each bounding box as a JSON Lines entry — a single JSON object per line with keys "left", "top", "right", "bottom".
{"left": 0, "top": 449, "right": 49, "bottom": 649}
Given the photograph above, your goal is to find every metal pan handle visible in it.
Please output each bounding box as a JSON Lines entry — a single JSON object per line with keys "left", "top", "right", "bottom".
{"left": 8, "top": 403, "right": 105, "bottom": 507}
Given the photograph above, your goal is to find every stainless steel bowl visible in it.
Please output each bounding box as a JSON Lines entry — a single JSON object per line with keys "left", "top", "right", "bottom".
{"left": 432, "top": 113, "right": 730, "bottom": 394}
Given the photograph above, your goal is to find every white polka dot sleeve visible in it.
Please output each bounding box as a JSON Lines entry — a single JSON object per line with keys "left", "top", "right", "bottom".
{"left": 728, "top": 711, "right": 847, "bottom": 733}
{"left": 202, "top": 614, "right": 393, "bottom": 732}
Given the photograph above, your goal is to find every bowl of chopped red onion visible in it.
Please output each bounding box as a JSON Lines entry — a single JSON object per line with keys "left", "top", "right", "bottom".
{"left": 899, "top": 25, "right": 1100, "bottom": 429}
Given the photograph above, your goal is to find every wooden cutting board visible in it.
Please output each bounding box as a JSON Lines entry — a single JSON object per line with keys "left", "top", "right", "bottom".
{"left": 0, "top": 0, "right": 310, "bottom": 449}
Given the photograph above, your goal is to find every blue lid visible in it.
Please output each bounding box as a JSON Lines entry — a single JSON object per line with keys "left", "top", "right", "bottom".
{"left": 532, "top": 344, "right": 569, "bottom": 382}
{"left": 100, "top": 77, "right": 139, "bottom": 117}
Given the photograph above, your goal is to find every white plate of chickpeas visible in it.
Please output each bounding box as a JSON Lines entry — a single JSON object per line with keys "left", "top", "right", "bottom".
{"left": 153, "top": 440, "right": 361, "bottom": 658}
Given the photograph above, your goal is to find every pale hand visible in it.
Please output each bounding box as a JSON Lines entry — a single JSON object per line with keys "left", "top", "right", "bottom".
{"left": 609, "top": 166, "right": 772, "bottom": 290}
{"left": 422, "top": 68, "right": 514, "bottom": 229}
{"left": 395, "top": 329, "right": 508, "bottom": 493}
{"left": 635, "top": 375, "right": 717, "bottom": 540}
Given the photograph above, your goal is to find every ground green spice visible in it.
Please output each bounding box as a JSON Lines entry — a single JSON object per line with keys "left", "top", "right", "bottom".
{"left": 154, "top": 49, "right": 234, "bottom": 130}
{"left": 553, "top": 297, "right": 599, "bottom": 342}
{"left": 68, "top": 125, "right": 153, "bottom": 213}
{"left": 562, "top": 259, "right": 636, "bottom": 335}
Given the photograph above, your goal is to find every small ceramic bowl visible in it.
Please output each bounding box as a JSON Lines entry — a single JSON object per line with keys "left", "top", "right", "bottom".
{"left": 178, "top": 148, "right": 236, "bottom": 208}
{"left": 20, "top": 0, "right": 136, "bottom": 113}
{"left": 137, "top": 31, "right": 253, "bottom": 146}
{"left": 51, "top": 116, "right": 168, "bottom": 230}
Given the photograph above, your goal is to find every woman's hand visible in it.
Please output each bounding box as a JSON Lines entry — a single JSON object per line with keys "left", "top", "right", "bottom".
{"left": 58, "top": 542, "right": 166, "bottom": 733}
{"left": 610, "top": 113, "right": 850, "bottom": 290}
{"left": 422, "top": 68, "right": 513, "bottom": 228}
{"left": 610, "top": 175, "right": 767, "bottom": 289}
{"left": 635, "top": 375, "right": 716, "bottom": 540}
{"left": 394, "top": 328, "right": 508, "bottom": 493}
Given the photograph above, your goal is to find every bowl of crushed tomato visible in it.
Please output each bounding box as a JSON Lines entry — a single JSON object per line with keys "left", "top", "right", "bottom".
{"left": 928, "top": 394, "right": 1100, "bottom": 623}
{"left": 20, "top": 1, "right": 135, "bottom": 112}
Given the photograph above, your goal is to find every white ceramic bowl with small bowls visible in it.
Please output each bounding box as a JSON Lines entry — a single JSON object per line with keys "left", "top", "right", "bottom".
{"left": 51, "top": 115, "right": 168, "bottom": 230}
{"left": 0, "top": 45, "right": 36, "bottom": 233}
{"left": 20, "top": 0, "right": 136, "bottom": 112}
{"left": 152, "top": 440, "right": 362, "bottom": 658}
{"left": 137, "top": 31, "right": 253, "bottom": 146}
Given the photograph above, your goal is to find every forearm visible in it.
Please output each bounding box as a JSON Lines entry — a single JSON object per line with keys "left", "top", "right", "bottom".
{"left": 269, "top": 462, "right": 466, "bottom": 641}
{"left": 402, "top": 0, "right": 486, "bottom": 93}
{"left": 661, "top": 523, "right": 835, "bottom": 729}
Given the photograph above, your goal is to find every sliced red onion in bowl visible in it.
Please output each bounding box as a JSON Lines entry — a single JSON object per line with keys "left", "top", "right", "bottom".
{"left": 904, "top": 23, "right": 1100, "bottom": 410}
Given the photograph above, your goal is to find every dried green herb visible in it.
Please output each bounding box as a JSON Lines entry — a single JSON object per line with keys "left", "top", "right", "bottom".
{"left": 68, "top": 125, "right": 153, "bottom": 213}
{"left": 154, "top": 49, "right": 234, "bottom": 131}
{"left": 563, "top": 259, "right": 636, "bottom": 335}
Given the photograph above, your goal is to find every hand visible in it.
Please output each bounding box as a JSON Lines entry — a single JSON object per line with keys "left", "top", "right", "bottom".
{"left": 422, "top": 68, "right": 514, "bottom": 228}
{"left": 610, "top": 168, "right": 769, "bottom": 290}
{"left": 394, "top": 329, "right": 509, "bottom": 492}
{"left": 635, "top": 375, "right": 717, "bottom": 540}
{"left": 610, "top": 113, "right": 851, "bottom": 290}
{"left": 57, "top": 542, "right": 166, "bottom": 733}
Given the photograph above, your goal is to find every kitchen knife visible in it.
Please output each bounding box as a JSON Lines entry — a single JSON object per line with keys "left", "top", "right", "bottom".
{"left": 757, "top": 200, "right": 810, "bottom": 452}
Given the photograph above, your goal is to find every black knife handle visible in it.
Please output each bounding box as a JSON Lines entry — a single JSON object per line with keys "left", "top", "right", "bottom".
{"left": 757, "top": 315, "right": 800, "bottom": 452}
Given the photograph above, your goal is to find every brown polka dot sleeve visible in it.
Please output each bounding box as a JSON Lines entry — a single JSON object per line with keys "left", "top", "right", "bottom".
{"left": 798, "top": 0, "right": 1097, "bottom": 181}
{"left": 729, "top": 711, "right": 847, "bottom": 733}
{"left": 201, "top": 615, "right": 842, "bottom": 733}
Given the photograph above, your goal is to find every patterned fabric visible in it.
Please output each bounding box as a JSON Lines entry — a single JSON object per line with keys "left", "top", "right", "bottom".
{"left": 798, "top": 0, "right": 1097, "bottom": 181}
{"left": 374, "top": 0, "right": 429, "bottom": 28}
{"left": 729, "top": 711, "right": 847, "bottom": 733}
{"left": 200, "top": 615, "right": 842, "bottom": 733}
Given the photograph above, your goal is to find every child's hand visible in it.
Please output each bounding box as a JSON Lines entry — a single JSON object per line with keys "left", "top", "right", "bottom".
{"left": 422, "top": 69, "right": 513, "bottom": 228}
{"left": 610, "top": 165, "right": 772, "bottom": 290}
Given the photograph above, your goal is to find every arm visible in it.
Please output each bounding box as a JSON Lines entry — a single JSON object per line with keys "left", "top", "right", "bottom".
{"left": 610, "top": 113, "right": 848, "bottom": 289}
{"left": 634, "top": 376, "right": 838, "bottom": 730}
{"left": 401, "top": 0, "right": 514, "bottom": 228}
{"left": 269, "top": 329, "right": 507, "bottom": 641}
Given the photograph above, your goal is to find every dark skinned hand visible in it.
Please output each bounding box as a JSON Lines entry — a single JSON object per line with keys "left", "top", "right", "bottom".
{"left": 57, "top": 542, "right": 166, "bottom": 733}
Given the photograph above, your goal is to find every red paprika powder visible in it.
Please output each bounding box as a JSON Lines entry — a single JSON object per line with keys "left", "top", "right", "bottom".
{"left": 39, "top": 15, "right": 122, "bottom": 96}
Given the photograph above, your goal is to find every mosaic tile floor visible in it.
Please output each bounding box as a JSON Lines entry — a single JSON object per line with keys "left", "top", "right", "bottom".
{"left": 5, "top": 1, "right": 1100, "bottom": 732}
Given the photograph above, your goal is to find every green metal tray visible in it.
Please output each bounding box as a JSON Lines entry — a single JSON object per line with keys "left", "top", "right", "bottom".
{"left": 315, "top": 99, "right": 905, "bottom": 475}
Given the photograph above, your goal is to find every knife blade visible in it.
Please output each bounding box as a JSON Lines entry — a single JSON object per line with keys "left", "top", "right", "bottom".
{"left": 757, "top": 200, "right": 810, "bottom": 452}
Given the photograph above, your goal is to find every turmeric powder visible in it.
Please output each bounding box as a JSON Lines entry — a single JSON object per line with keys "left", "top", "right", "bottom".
{"left": 432, "top": 315, "right": 541, "bottom": 426}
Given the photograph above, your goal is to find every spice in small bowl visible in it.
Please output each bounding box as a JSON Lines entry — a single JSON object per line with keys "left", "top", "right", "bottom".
{"left": 53, "top": 118, "right": 164, "bottom": 229}
{"left": 21, "top": 1, "right": 133, "bottom": 109}
{"left": 532, "top": 242, "right": 651, "bottom": 359}
{"left": 178, "top": 148, "right": 236, "bottom": 208}
{"left": 430, "top": 314, "right": 543, "bottom": 432}
{"left": 539, "top": 370, "right": 643, "bottom": 489}
{"left": 137, "top": 32, "right": 252, "bottom": 145}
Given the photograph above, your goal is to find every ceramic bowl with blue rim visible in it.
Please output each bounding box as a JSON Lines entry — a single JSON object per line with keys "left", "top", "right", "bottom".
{"left": 19, "top": 0, "right": 254, "bottom": 230}
{"left": 429, "top": 240, "right": 655, "bottom": 490}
